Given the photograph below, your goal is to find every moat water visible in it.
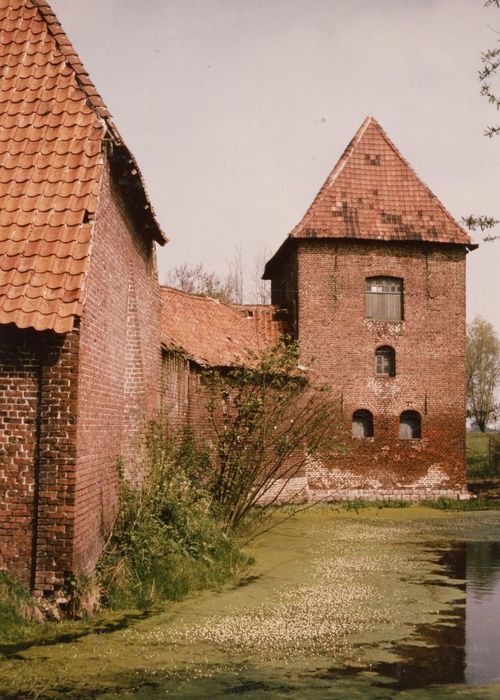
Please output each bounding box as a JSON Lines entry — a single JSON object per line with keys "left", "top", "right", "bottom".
{"left": 1, "top": 507, "right": 500, "bottom": 699}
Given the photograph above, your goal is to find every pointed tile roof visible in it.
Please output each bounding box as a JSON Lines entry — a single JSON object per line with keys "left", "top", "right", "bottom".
{"left": 0, "top": 0, "right": 165, "bottom": 334}
{"left": 160, "top": 287, "right": 286, "bottom": 367}
{"left": 264, "top": 117, "right": 475, "bottom": 277}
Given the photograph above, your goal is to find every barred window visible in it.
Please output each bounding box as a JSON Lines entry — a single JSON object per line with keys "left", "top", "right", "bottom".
{"left": 399, "top": 411, "right": 421, "bottom": 439}
{"left": 375, "top": 346, "right": 396, "bottom": 376}
{"left": 352, "top": 409, "right": 374, "bottom": 438}
{"left": 366, "top": 277, "right": 403, "bottom": 321}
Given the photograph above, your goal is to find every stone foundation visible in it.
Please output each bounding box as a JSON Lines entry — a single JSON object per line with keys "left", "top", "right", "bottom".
{"left": 258, "top": 472, "right": 470, "bottom": 505}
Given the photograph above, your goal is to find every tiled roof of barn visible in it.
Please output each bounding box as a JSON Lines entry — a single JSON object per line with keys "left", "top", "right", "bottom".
{"left": 0, "top": 0, "right": 165, "bottom": 334}
{"left": 264, "top": 117, "right": 475, "bottom": 276}
{"left": 160, "top": 287, "right": 286, "bottom": 368}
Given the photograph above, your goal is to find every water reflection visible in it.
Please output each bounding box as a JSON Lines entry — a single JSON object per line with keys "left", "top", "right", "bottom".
{"left": 466, "top": 541, "right": 500, "bottom": 686}
{"left": 2, "top": 514, "right": 500, "bottom": 699}
{"left": 466, "top": 541, "right": 500, "bottom": 595}
{"left": 328, "top": 539, "right": 500, "bottom": 690}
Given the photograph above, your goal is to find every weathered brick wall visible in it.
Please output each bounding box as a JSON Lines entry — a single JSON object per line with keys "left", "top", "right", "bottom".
{"left": 270, "top": 253, "right": 298, "bottom": 336}
{"left": 290, "top": 238, "right": 468, "bottom": 499}
{"left": 160, "top": 351, "right": 214, "bottom": 442}
{"left": 160, "top": 349, "right": 315, "bottom": 508}
{"left": 0, "top": 325, "right": 80, "bottom": 590}
{"left": 34, "top": 329, "right": 79, "bottom": 592}
{"left": 0, "top": 326, "right": 40, "bottom": 584}
{"left": 161, "top": 351, "right": 192, "bottom": 429}
{"left": 72, "top": 162, "right": 162, "bottom": 574}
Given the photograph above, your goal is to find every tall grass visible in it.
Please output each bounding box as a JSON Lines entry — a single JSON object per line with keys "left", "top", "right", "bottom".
{"left": 97, "top": 422, "right": 249, "bottom": 609}
{"left": 0, "top": 571, "right": 41, "bottom": 642}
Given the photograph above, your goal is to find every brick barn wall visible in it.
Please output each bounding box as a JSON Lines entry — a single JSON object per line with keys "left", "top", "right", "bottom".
{"left": 160, "top": 350, "right": 212, "bottom": 440}
{"left": 0, "top": 326, "right": 40, "bottom": 584}
{"left": 160, "top": 350, "right": 313, "bottom": 504}
{"left": 292, "top": 238, "right": 468, "bottom": 499}
{"left": 34, "top": 329, "right": 79, "bottom": 592}
{"left": 161, "top": 351, "right": 192, "bottom": 430}
{"left": 73, "top": 162, "right": 162, "bottom": 574}
{"left": 270, "top": 251, "right": 298, "bottom": 336}
{"left": 0, "top": 325, "right": 80, "bottom": 591}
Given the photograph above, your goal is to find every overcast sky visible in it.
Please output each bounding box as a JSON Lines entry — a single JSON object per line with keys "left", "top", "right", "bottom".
{"left": 50, "top": 0, "right": 500, "bottom": 334}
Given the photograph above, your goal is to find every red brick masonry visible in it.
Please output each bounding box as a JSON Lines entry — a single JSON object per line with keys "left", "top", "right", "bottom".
{"left": 262, "top": 117, "right": 475, "bottom": 502}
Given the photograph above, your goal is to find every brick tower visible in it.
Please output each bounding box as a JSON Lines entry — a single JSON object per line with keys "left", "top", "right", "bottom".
{"left": 263, "top": 117, "right": 477, "bottom": 501}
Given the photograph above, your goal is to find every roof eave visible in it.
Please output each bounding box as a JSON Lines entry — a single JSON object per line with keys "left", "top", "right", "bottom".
{"left": 263, "top": 234, "right": 475, "bottom": 278}
{"left": 262, "top": 237, "right": 296, "bottom": 279}
{"left": 161, "top": 341, "right": 205, "bottom": 366}
{"left": 108, "top": 141, "right": 167, "bottom": 245}
{"left": 161, "top": 341, "right": 252, "bottom": 370}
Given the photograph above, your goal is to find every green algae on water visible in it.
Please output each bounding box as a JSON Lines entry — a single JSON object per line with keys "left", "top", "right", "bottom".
{"left": 1, "top": 507, "right": 500, "bottom": 699}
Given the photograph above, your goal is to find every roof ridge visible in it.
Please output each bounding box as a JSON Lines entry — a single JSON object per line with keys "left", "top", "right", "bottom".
{"left": 368, "top": 116, "right": 471, "bottom": 242}
{"left": 30, "top": 0, "right": 112, "bottom": 127}
{"left": 160, "top": 285, "right": 237, "bottom": 308}
{"left": 30, "top": 0, "right": 167, "bottom": 244}
{"left": 289, "top": 116, "right": 373, "bottom": 238}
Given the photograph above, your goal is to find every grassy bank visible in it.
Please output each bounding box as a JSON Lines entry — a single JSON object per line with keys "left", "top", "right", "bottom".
{"left": 467, "top": 431, "right": 500, "bottom": 479}
{"left": 0, "top": 571, "right": 41, "bottom": 644}
{"left": 2, "top": 429, "right": 498, "bottom": 643}
{"left": 97, "top": 440, "right": 249, "bottom": 610}
{"left": 0, "top": 424, "right": 250, "bottom": 644}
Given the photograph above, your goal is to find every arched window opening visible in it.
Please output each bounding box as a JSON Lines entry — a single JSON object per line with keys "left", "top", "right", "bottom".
{"left": 399, "top": 410, "right": 421, "bottom": 439}
{"left": 352, "top": 409, "right": 374, "bottom": 438}
{"left": 366, "top": 277, "right": 403, "bottom": 321}
{"left": 375, "top": 345, "right": 396, "bottom": 376}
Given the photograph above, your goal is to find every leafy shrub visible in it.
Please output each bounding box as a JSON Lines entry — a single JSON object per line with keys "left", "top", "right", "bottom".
{"left": 98, "top": 422, "right": 248, "bottom": 609}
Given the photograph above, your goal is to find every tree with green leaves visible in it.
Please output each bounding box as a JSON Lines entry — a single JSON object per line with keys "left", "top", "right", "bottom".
{"left": 467, "top": 316, "right": 500, "bottom": 432}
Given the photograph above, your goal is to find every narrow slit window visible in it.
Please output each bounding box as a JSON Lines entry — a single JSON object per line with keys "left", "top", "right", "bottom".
{"left": 375, "top": 346, "right": 396, "bottom": 376}
{"left": 366, "top": 277, "right": 403, "bottom": 321}
{"left": 399, "top": 410, "right": 421, "bottom": 439}
{"left": 352, "top": 409, "right": 374, "bottom": 438}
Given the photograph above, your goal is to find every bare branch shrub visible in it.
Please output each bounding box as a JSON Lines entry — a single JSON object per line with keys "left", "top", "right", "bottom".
{"left": 202, "top": 340, "right": 341, "bottom": 531}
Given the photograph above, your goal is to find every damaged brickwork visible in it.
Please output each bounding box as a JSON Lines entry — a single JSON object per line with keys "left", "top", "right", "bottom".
{"left": 262, "top": 118, "right": 476, "bottom": 501}
{"left": 0, "top": 0, "right": 165, "bottom": 592}
{"left": 0, "top": 3, "right": 476, "bottom": 594}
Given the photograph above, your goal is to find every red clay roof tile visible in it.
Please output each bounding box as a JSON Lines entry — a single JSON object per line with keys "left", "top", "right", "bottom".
{"left": 160, "top": 287, "right": 286, "bottom": 368}
{"left": 289, "top": 117, "right": 474, "bottom": 246}
{"left": 264, "top": 117, "right": 476, "bottom": 277}
{"left": 0, "top": 0, "right": 164, "bottom": 333}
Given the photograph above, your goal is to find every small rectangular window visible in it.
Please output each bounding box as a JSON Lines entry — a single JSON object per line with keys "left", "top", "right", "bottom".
{"left": 375, "top": 346, "right": 396, "bottom": 376}
{"left": 399, "top": 411, "right": 421, "bottom": 439}
{"left": 352, "top": 410, "right": 374, "bottom": 438}
{"left": 366, "top": 277, "right": 403, "bottom": 321}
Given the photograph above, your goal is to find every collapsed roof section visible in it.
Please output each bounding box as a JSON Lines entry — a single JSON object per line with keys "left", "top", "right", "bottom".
{"left": 160, "top": 286, "right": 286, "bottom": 368}
{"left": 0, "top": 0, "right": 165, "bottom": 334}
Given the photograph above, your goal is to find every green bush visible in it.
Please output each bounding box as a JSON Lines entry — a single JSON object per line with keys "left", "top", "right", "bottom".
{"left": 98, "top": 422, "right": 249, "bottom": 609}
